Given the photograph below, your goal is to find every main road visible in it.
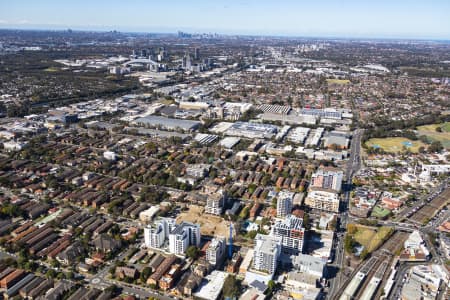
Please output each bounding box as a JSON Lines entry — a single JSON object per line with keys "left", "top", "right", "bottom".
{"left": 327, "top": 128, "right": 363, "bottom": 299}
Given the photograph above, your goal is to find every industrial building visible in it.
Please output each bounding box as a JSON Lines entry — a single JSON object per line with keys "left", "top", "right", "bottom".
{"left": 226, "top": 121, "right": 278, "bottom": 139}
{"left": 132, "top": 115, "right": 200, "bottom": 132}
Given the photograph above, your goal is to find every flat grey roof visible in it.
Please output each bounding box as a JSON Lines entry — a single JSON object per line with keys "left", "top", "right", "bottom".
{"left": 133, "top": 115, "right": 200, "bottom": 131}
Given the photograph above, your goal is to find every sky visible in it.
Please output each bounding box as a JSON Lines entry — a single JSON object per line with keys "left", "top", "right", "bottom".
{"left": 0, "top": 0, "right": 449, "bottom": 39}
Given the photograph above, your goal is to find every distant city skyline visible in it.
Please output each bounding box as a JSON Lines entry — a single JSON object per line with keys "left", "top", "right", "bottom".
{"left": 0, "top": 0, "right": 449, "bottom": 39}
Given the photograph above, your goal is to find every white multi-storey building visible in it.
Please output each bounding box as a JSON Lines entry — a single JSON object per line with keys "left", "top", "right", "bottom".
{"left": 205, "top": 190, "right": 226, "bottom": 216}
{"left": 144, "top": 218, "right": 175, "bottom": 249}
{"left": 169, "top": 222, "right": 201, "bottom": 255}
{"left": 310, "top": 167, "right": 343, "bottom": 192}
{"left": 277, "top": 191, "right": 295, "bottom": 218}
{"left": 206, "top": 236, "right": 226, "bottom": 267}
{"left": 305, "top": 187, "right": 340, "bottom": 212}
{"left": 252, "top": 234, "right": 282, "bottom": 275}
{"left": 272, "top": 215, "right": 305, "bottom": 254}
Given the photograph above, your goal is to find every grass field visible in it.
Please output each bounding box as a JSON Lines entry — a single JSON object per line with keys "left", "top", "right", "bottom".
{"left": 371, "top": 205, "right": 391, "bottom": 219}
{"left": 417, "top": 122, "right": 450, "bottom": 132}
{"left": 350, "top": 224, "right": 393, "bottom": 253}
{"left": 326, "top": 79, "right": 350, "bottom": 84}
{"left": 416, "top": 122, "right": 450, "bottom": 149}
{"left": 366, "top": 137, "right": 426, "bottom": 153}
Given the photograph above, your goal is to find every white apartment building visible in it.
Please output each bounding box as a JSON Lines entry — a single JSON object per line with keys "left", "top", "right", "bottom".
{"left": 206, "top": 236, "right": 226, "bottom": 267}
{"left": 305, "top": 187, "right": 340, "bottom": 212}
{"left": 186, "top": 164, "right": 210, "bottom": 179}
{"left": 252, "top": 234, "right": 282, "bottom": 275}
{"left": 272, "top": 215, "right": 305, "bottom": 254}
{"left": 169, "top": 222, "right": 201, "bottom": 255}
{"left": 277, "top": 191, "right": 295, "bottom": 218}
{"left": 144, "top": 218, "right": 175, "bottom": 249}
{"left": 205, "top": 190, "right": 226, "bottom": 215}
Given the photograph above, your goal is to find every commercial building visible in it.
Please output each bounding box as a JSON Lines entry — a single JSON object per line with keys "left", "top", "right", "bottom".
{"left": 169, "top": 222, "right": 201, "bottom": 255}
{"left": 305, "top": 187, "right": 340, "bottom": 212}
{"left": 179, "top": 101, "right": 210, "bottom": 110}
{"left": 219, "top": 137, "right": 241, "bottom": 149}
{"left": 291, "top": 254, "right": 327, "bottom": 278}
{"left": 401, "top": 265, "right": 445, "bottom": 300}
{"left": 299, "top": 108, "right": 342, "bottom": 120}
{"left": 277, "top": 191, "right": 295, "bottom": 218}
{"left": 260, "top": 112, "right": 317, "bottom": 125}
{"left": 287, "top": 126, "right": 311, "bottom": 144}
{"left": 194, "top": 133, "right": 218, "bottom": 145}
{"left": 323, "top": 131, "right": 350, "bottom": 149}
{"left": 272, "top": 215, "right": 305, "bottom": 254}
{"left": 257, "top": 104, "right": 291, "bottom": 114}
{"left": 305, "top": 127, "right": 324, "bottom": 147}
{"left": 206, "top": 237, "right": 226, "bottom": 267}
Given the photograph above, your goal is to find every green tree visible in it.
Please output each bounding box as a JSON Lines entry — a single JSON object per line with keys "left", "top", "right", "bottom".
{"left": 360, "top": 249, "right": 369, "bottom": 260}
{"left": 428, "top": 141, "right": 443, "bottom": 153}
{"left": 186, "top": 246, "right": 200, "bottom": 260}
{"left": 344, "top": 234, "right": 356, "bottom": 253}
{"left": 46, "top": 269, "right": 57, "bottom": 279}
{"left": 271, "top": 197, "right": 278, "bottom": 209}
{"left": 222, "top": 275, "right": 240, "bottom": 298}
{"left": 140, "top": 266, "right": 152, "bottom": 282}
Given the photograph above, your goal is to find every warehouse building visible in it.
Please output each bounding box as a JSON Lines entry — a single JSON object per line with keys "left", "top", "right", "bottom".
{"left": 132, "top": 115, "right": 200, "bottom": 132}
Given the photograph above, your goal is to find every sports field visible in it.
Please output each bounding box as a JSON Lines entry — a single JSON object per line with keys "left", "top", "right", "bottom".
{"left": 366, "top": 137, "right": 426, "bottom": 153}
{"left": 416, "top": 122, "right": 450, "bottom": 149}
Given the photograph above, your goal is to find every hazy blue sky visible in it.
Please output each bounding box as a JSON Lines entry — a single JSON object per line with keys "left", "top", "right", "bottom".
{"left": 0, "top": 0, "right": 449, "bottom": 39}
